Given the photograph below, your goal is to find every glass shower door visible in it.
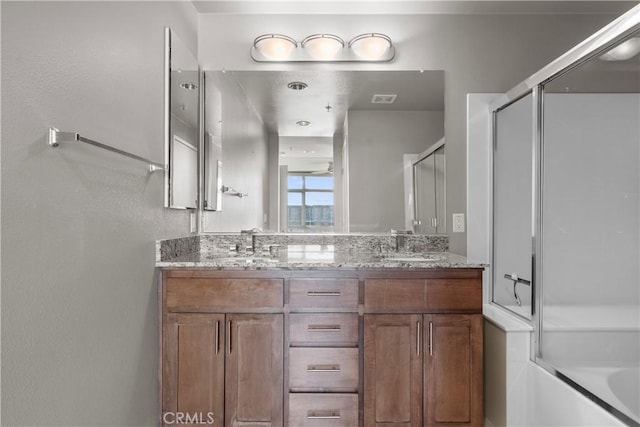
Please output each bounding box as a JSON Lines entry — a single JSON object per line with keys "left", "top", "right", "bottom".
{"left": 539, "top": 31, "right": 640, "bottom": 425}
{"left": 492, "top": 93, "right": 534, "bottom": 319}
{"left": 414, "top": 145, "right": 446, "bottom": 234}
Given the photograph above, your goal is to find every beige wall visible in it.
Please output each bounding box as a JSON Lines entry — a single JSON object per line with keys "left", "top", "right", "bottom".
{"left": 1, "top": 1, "right": 197, "bottom": 424}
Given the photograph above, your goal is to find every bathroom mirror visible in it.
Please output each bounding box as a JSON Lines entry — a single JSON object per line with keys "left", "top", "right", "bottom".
{"left": 202, "top": 71, "right": 223, "bottom": 211}
{"left": 201, "top": 69, "right": 445, "bottom": 233}
{"left": 164, "top": 27, "right": 199, "bottom": 209}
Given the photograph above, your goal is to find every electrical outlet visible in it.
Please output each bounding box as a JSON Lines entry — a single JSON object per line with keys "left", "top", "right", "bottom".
{"left": 452, "top": 213, "right": 465, "bottom": 233}
{"left": 190, "top": 212, "right": 197, "bottom": 233}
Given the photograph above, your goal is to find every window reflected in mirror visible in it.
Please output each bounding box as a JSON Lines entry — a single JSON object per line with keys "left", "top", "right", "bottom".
{"left": 287, "top": 174, "right": 335, "bottom": 231}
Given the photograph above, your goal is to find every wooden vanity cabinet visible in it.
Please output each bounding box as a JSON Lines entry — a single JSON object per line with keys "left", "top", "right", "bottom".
{"left": 160, "top": 268, "right": 483, "bottom": 427}
{"left": 424, "top": 314, "right": 482, "bottom": 427}
{"left": 161, "top": 272, "right": 284, "bottom": 427}
{"left": 363, "top": 274, "right": 483, "bottom": 427}
{"left": 364, "top": 314, "right": 423, "bottom": 426}
{"left": 287, "top": 278, "right": 360, "bottom": 427}
{"left": 163, "top": 313, "right": 224, "bottom": 422}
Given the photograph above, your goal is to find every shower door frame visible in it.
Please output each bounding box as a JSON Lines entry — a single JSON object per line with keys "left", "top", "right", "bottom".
{"left": 488, "top": 4, "right": 640, "bottom": 425}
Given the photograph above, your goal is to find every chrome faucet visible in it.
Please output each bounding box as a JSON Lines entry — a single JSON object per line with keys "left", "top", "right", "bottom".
{"left": 240, "top": 227, "right": 262, "bottom": 252}
{"left": 390, "top": 229, "right": 413, "bottom": 252}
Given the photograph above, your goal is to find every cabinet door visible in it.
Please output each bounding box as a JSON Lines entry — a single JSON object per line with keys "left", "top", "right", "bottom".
{"left": 424, "top": 314, "right": 483, "bottom": 427}
{"left": 163, "top": 313, "right": 224, "bottom": 426}
{"left": 364, "top": 314, "right": 422, "bottom": 427}
{"left": 225, "top": 314, "right": 283, "bottom": 427}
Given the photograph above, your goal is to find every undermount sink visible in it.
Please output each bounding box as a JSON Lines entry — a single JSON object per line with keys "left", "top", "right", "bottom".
{"left": 380, "top": 255, "right": 444, "bottom": 262}
{"left": 209, "top": 256, "right": 278, "bottom": 263}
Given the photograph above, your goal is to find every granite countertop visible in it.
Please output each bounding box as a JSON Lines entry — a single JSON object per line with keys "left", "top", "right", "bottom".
{"left": 156, "top": 244, "right": 485, "bottom": 270}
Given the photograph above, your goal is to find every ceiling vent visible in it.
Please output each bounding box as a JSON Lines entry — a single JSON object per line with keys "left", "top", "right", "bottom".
{"left": 371, "top": 94, "right": 397, "bottom": 104}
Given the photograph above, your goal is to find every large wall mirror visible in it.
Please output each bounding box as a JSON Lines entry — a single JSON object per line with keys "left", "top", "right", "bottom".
{"left": 164, "top": 27, "right": 199, "bottom": 209}
{"left": 200, "top": 69, "right": 445, "bottom": 233}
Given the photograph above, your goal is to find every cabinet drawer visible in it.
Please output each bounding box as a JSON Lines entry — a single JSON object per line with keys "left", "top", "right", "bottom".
{"left": 364, "top": 279, "right": 427, "bottom": 311}
{"left": 364, "top": 278, "right": 483, "bottom": 312}
{"left": 290, "top": 314, "right": 358, "bottom": 346}
{"left": 289, "top": 393, "right": 358, "bottom": 427}
{"left": 289, "top": 348, "right": 359, "bottom": 392}
{"left": 289, "top": 279, "right": 358, "bottom": 311}
{"left": 165, "top": 278, "right": 283, "bottom": 311}
{"left": 426, "top": 278, "right": 482, "bottom": 311}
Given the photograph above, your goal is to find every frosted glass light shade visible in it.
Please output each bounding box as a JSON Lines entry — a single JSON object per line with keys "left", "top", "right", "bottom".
{"left": 349, "top": 33, "right": 392, "bottom": 60}
{"left": 254, "top": 34, "right": 297, "bottom": 60}
{"left": 301, "top": 34, "right": 344, "bottom": 60}
{"left": 599, "top": 37, "right": 640, "bottom": 61}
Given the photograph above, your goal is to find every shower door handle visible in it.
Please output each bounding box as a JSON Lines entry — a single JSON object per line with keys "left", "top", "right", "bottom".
{"left": 504, "top": 273, "right": 531, "bottom": 307}
{"left": 504, "top": 273, "right": 531, "bottom": 286}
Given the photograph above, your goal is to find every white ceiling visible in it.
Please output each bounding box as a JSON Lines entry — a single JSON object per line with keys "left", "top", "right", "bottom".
{"left": 279, "top": 136, "right": 333, "bottom": 173}
{"left": 229, "top": 70, "right": 444, "bottom": 137}
{"left": 192, "top": 1, "right": 637, "bottom": 15}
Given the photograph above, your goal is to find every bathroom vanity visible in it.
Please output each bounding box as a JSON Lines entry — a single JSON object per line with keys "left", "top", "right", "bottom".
{"left": 157, "top": 237, "right": 484, "bottom": 427}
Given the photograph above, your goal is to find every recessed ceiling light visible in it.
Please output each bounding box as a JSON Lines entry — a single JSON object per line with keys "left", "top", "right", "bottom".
{"left": 287, "top": 81, "right": 308, "bottom": 90}
{"left": 296, "top": 120, "right": 311, "bottom": 127}
{"left": 180, "top": 83, "right": 198, "bottom": 90}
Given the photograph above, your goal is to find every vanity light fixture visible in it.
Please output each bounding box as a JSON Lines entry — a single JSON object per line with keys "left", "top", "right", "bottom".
{"left": 253, "top": 34, "right": 298, "bottom": 61}
{"left": 296, "top": 120, "right": 311, "bottom": 127}
{"left": 301, "top": 34, "right": 344, "bottom": 60}
{"left": 349, "top": 33, "right": 392, "bottom": 60}
{"left": 251, "top": 33, "right": 394, "bottom": 62}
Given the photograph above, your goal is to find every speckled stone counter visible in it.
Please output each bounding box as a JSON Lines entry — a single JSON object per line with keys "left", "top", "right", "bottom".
{"left": 156, "top": 238, "right": 484, "bottom": 270}
{"left": 156, "top": 232, "right": 449, "bottom": 263}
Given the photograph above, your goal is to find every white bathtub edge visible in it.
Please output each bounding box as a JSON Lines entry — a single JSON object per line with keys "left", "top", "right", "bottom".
{"left": 483, "top": 303, "right": 533, "bottom": 333}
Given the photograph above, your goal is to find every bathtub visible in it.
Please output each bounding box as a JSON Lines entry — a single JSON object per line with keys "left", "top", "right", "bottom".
{"left": 609, "top": 368, "right": 640, "bottom": 422}
{"left": 484, "top": 303, "right": 637, "bottom": 426}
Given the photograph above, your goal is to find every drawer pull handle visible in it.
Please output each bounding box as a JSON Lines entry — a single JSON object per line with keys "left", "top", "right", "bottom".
{"left": 227, "top": 320, "right": 232, "bottom": 355}
{"left": 429, "top": 321, "right": 433, "bottom": 356}
{"left": 416, "top": 321, "right": 421, "bottom": 356}
{"left": 307, "top": 411, "right": 340, "bottom": 419}
{"left": 307, "top": 364, "right": 340, "bottom": 372}
{"left": 308, "top": 324, "right": 341, "bottom": 332}
{"left": 307, "top": 291, "right": 341, "bottom": 297}
{"left": 215, "top": 320, "right": 220, "bottom": 355}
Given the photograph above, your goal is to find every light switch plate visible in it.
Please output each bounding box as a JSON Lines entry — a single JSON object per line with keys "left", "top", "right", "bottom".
{"left": 453, "top": 213, "right": 465, "bottom": 232}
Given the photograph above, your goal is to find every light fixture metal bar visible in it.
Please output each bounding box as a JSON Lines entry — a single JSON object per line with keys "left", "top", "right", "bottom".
{"left": 250, "top": 45, "right": 395, "bottom": 62}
